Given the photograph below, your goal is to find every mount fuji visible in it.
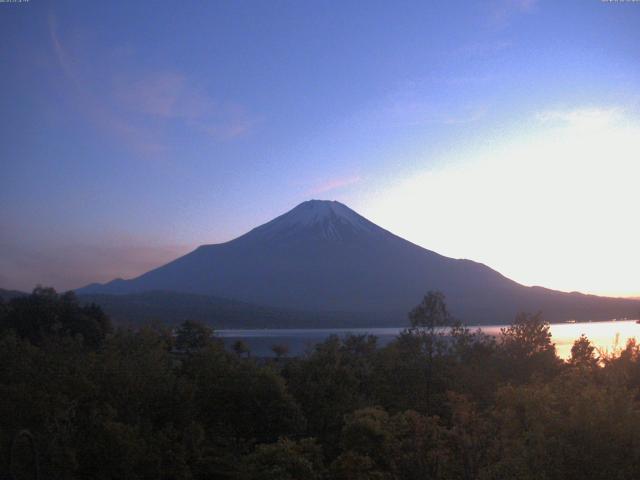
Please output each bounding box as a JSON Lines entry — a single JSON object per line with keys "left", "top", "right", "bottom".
{"left": 78, "top": 200, "right": 640, "bottom": 325}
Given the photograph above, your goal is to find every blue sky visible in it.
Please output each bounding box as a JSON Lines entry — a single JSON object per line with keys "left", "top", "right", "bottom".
{"left": 1, "top": 0, "right": 639, "bottom": 294}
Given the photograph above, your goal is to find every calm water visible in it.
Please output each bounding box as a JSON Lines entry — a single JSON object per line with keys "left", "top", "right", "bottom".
{"left": 218, "top": 320, "right": 640, "bottom": 359}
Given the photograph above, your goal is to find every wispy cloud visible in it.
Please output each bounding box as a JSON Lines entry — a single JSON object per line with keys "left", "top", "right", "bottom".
{"left": 48, "top": 14, "right": 257, "bottom": 155}
{"left": 113, "top": 71, "right": 258, "bottom": 141}
{"left": 536, "top": 107, "right": 623, "bottom": 129}
{"left": 455, "top": 40, "right": 513, "bottom": 58}
{"left": 49, "top": 15, "right": 166, "bottom": 156}
{"left": 116, "top": 72, "right": 191, "bottom": 119}
{"left": 378, "top": 80, "right": 488, "bottom": 127}
{"left": 442, "top": 105, "right": 488, "bottom": 125}
{"left": 308, "top": 175, "right": 362, "bottom": 195}
{"left": 488, "top": 0, "right": 538, "bottom": 28}
{"left": 195, "top": 104, "right": 258, "bottom": 141}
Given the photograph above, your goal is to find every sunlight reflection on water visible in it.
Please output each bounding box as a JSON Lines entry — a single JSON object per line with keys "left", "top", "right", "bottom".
{"left": 544, "top": 319, "right": 640, "bottom": 359}
{"left": 218, "top": 320, "right": 640, "bottom": 359}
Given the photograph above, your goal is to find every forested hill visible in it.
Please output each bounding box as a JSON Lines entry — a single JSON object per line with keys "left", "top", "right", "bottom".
{"left": 77, "top": 291, "right": 386, "bottom": 329}
{"left": 0, "top": 288, "right": 27, "bottom": 301}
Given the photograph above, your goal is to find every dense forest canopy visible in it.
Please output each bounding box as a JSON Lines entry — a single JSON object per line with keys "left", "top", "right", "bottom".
{"left": 2, "top": 288, "right": 640, "bottom": 479}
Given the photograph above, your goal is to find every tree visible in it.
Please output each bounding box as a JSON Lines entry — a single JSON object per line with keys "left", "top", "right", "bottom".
{"left": 174, "top": 320, "right": 213, "bottom": 353}
{"left": 271, "top": 343, "right": 290, "bottom": 360}
{"left": 482, "top": 375, "right": 640, "bottom": 479}
{"left": 409, "top": 291, "right": 452, "bottom": 334}
{"left": 445, "top": 393, "right": 492, "bottom": 480}
{"left": 242, "top": 437, "right": 323, "bottom": 480}
{"left": 568, "top": 334, "right": 599, "bottom": 369}
{"left": 182, "top": 347, "right": 305, "bottom": 451}
{"left": 407, "top": 290, "right": 455, "bottom": 368}
{"left": 330, "top": 407, "right": 394, "bottom": 480}
{"left": 284, "top": 335, "right": 377, "bottom": 453}
{"left": 328, "top": 451, "right": 383, "bottom": 480}
{"left": 233, "top": 339, "right": 251, "bottom": 358}
{"left": 1, "top": 286, "right": 112, "bottom": 348}
{"left": 500, "top": 312, "right": 553, "bottom": 356}
{"left": 446, "top": 328, "right": 500, "bottom": 408}
{"left": 498, "top": 312, "right": 560, "bottom": 382}
{"left": 405, "top": 291, "right": 453, "bottom": 413}
{"left": 0, "top": 297, "right": 8, "bottom": 328}
{"left": 600, "top": 338, "right": 640, "bottom": 390}
{"left": 331, "top": 407, "right": 453, "bottom": 480}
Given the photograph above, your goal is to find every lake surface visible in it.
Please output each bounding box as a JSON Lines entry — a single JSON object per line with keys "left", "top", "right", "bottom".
{"left": 218, "top": 319, "right": 640, "bottom": 359}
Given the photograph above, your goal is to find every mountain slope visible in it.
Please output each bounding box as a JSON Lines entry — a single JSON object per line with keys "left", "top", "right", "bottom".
{"left": 78, "top": 200, "right": 640, "bottom": 324}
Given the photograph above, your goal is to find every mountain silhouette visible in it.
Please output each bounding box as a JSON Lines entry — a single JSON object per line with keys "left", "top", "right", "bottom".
{"left": 78, "top": 200, "right": 640, "bottom": 324}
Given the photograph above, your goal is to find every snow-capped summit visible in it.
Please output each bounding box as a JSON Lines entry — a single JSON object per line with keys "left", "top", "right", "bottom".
{"left": 246, "top": 200, "right": 384, "bottom": 242}
{"left": 281, "top": 200, "right": 369, "bottom": 228}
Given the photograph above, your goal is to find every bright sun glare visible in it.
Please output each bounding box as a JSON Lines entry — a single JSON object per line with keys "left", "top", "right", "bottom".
{"left": 365, "top": 108, "right": 640, "bottom": 297}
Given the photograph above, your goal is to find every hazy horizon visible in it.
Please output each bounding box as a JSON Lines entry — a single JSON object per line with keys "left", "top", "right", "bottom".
{"left": 2, "top": 0, "right": 639, "bottom": 296}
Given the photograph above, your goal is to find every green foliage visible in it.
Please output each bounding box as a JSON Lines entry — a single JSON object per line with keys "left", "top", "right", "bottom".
{"left": 232, "top": 339, "right": 251, "bottom": 358}
{"left": 568, "top": 334, "right": 599, "bottom": 369}
{"left": 4, "top": 288, "right": 640, "bottom": 478}
{"left": 482, "top": 373, "right": 640, "bottom": 479}
{"left": 498, "top": 311, "right": 561, "bottom": 382}
{"left": 500, "top": 311, "right": 554, "bottom": 357}
{"left": 337, "top": 407, "right": 451, "bottom": 479}
{"left": 372, "top": 332, "right": 441, "bottom": 413}
{"left": 283, "top": 335, "right": 377, "bottom": 452}
{"left": 271, "top": 343, "right": 289, "bottom": 359}
{"left": 383, "top": 291, "right": 457, "bottom": 416}
{"left": 0, "top": 287, "right": 112, "bottom": 348}
{"left": 408, "top": 290, "right": 452, "bottom": 333}
{"left": 181, "top": 345, "right": 305, "bottom": 449}
{"left": 174, "top": 320, "right": 214, "bottom": 353}
{"left": 241, "top": 437, "right": 323, "bottom": 480}
{"left": 446, "top": 328, "right": 501, "bottom": 408}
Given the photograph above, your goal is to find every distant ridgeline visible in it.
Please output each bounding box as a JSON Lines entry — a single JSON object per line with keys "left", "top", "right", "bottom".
{"left": 2, "top": 288, "right": 388, "bottom": 329}
{"left": 0, "top": 288, "right": 27, "bottom": 301}
{"left": 76, "top": 291, "right": 387, "bottom": 329}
